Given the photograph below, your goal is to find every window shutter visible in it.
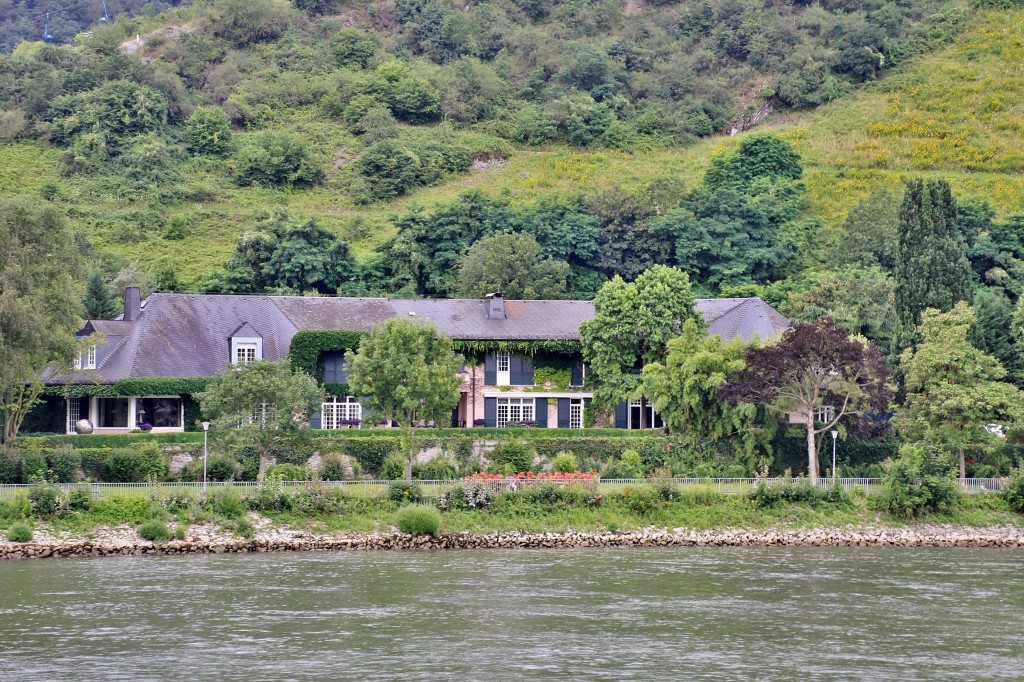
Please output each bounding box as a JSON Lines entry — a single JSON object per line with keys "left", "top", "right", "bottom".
{"left": 523, "top": 356, "right": 534, "bottom": 385}
{"left": 535, "top": 398, "right": 548, "bottom": 428}
{"left": 484, "top": 353, "right": 496, "bottom": 385}
{"left": 557, "top": 398, "right": 570, "bottom": 428}
{"left": 484, "top": 397, "right": 497, "bottom": 428}
{"left": 309, "top": 412, "right": 322, "bottom": 429}
{"left": 615, "top": 401, "right": 628, "bottom": 429}
{"left": 570, "top": 361, "right": 584, "bottom": 387}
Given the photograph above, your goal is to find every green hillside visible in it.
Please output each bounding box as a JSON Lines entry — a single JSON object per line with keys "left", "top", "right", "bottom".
{"left": 0, "top": 0, "right": 1021, "bottom": 296}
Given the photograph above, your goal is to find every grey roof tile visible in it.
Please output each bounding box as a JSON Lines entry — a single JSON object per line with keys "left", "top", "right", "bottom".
{"left": 55, "top": 294, "right": 789, "bottom": 383}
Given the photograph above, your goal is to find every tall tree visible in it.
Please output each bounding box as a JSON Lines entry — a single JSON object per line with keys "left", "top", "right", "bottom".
{"left": 0, "top": 197, "right": 83, "bottom": 444}
{"left": 721, "top": 319, "right": 892, "bottom": 481}
{"left": 196, "top": 360, "right": 324, "bottom": 479}
{"left": 895, "top": 303, "right": 1023, "bottom": 482}
{"left": 345, "top": 318, "right": 462, "bottom": 479}
{"left": 642, "top": 319, "right": 777, "bottom": 474}
{"left": 893, "top": 179, "right": 972, "bottom": 335}
{"left": 82, "top": 271, "right": 118, "bottom": 320}
{"left": 580, "top": 265, "right": 702, "bottom": 428}
{"left": 456, "top": 231, "right": 569, "bottom": 300}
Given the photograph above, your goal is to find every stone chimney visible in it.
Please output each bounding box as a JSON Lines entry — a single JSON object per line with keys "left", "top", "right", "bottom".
{"left": 123, "top": 287, "right": 141, "bottom": 322}
{"left": 485, "top": 293, "right": 506, "bottom": 320}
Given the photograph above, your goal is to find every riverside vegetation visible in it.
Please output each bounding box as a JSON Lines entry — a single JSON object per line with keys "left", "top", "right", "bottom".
{"left": 3, "top": 467, "right": 1024, "bottom": 551}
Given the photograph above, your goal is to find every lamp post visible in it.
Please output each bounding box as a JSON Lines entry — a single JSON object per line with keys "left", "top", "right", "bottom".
{"left": 830, "top": 429, "right": 839, "bottom": 480}
{"left": 202, "top": 421, "right": 210, "bottom": 496}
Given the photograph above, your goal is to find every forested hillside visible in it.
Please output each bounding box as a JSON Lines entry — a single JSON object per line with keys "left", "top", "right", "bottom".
{"left": 0, "top": 1, "right": 188, "bottom": 52}
{"left": 0, "top": 0, "right": 1022, "bottom": 319}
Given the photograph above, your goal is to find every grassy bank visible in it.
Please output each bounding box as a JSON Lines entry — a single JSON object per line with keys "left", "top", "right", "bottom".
{"left": 3, "top": 479, "right": 1022, "bottom": 545}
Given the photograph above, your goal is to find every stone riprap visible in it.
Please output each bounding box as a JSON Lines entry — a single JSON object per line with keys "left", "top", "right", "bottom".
{"left": 2, "top": 524, "right": 1023, "bottom": 559}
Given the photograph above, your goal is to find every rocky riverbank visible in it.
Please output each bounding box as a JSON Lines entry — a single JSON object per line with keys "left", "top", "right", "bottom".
{"left": 3, "top": 523, "right": 1024, "bottom": 559}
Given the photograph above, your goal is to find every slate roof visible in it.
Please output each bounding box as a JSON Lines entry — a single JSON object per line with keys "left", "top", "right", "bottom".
{"left": 52, "top": 294, "right": 789, "bottom": 384}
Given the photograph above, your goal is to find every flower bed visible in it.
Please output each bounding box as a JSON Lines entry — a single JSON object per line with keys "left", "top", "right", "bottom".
{"left": 466, "top": 471, "right": 598, "bottom": 482}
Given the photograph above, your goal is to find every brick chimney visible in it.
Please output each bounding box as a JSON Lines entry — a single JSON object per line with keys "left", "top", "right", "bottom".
{"left": 123, "top": 287, "right": 141, "bottom": 322}
{"left": 485, "top": 292, "right": 505, "bottom": 320}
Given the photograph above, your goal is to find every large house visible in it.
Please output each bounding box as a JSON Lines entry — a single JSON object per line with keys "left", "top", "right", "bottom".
{"left": 47, "top": 288, "right": 790, "bottom": 435}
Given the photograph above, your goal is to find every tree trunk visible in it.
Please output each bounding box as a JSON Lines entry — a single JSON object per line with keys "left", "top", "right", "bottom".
{"left": 806, "top": 411, "right": 819, "bottom": 482}
{"left": 959, "top": 447, "right": 966, "bottom": 485}
{"left": 405, "top": 423, "right": 416, "bottom": 481}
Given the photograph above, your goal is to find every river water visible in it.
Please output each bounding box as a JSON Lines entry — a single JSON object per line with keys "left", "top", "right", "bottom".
{"left": 0, "top": 548, "right": 1022, "bottom": 681}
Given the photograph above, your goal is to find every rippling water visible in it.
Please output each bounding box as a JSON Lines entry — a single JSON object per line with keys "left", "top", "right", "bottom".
{"left": 1, "top": 548, "right": 1022, "bottom": 681}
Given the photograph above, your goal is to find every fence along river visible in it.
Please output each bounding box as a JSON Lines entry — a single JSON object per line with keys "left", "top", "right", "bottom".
{"left": 1, "top": 547, "right": 1022, "bottom": 680}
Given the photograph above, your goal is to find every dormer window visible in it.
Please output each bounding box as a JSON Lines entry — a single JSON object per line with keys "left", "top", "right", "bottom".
{"left": 236, "top": 343, "right": 257, "bottom": 365}
{"left": 74, "top": 345, "right": 97, "bottom": 370}
{"left": 230, "top": 323, "right": 263, "bottom": 366}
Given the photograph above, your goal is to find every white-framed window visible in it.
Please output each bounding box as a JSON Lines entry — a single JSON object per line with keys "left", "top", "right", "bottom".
{"left": 628, "top": 399, "right": 663, "bottom": 429}
{"left": 496, "top": 397, "right": 534, "bottom": 427}
{"left": 73, "top": 345, "right": 97, "bottom": 370}
{"left": 815, "top": 405, "right": 835, "bottom": 423}
{"left": 236, "top": 343, "right": 257, "bottom": 365}
{"left": 569, "top": 398, "right": 584, "bottom": 429}
{"left": 67, "top": 398, "right": 81, "bottom": 434}
{"left": 496, "top": 351, "right": 511, "bottom": 385}
{"left": 249, "top": 402, "right": 268, "bottom": 427}
{"left": 321, "top": 396, "right": 362, "bottom": 429}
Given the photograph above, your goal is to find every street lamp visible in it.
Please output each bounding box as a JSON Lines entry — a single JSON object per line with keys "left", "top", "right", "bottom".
{"left": 830, "top": 429, "right": 839, "bottom": 480}
{"left": 202, "top": 421, "right": 210, "bottom": 496}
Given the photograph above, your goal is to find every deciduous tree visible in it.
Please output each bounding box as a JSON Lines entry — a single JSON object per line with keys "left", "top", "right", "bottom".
{"left": 0, "top": 198, "right": 83, "bottom": 444}
{"left": 721, "top": 318, "right": 892, "bottom": 481}
{"left": 581, "top": 265, "right": 702, "bottom": 427}
{"left": 196, "top": 360, "right": 324, "bottom": 479}
{"left": 345, "top": 318, "right": 462, "bottom": 479}
{"left": 456, "top": 231, "right": 569, "bottom": 300}
{"left": 643, "top": 319, "right": 776, "bottom": 474}
{"left": 895, "top": 302, "right": 1023, "bottom": 482}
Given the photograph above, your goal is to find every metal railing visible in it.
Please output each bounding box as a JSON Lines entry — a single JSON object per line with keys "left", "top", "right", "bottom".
{"left": 0, "top": 477, "right": 1009, "bottom": 501}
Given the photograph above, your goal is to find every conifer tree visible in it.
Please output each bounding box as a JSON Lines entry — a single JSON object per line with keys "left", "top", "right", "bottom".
{"left": 893, "top": 179, "right": 972, "bottom": 336}
{"left": 82, "top": 272, "right": 118, "bottom": 320}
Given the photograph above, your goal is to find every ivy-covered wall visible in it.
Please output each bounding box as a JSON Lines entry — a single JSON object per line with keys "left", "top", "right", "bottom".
{"left": 43, "top": 378, "right": 212, "bottom": 398}
{"left": 288, "top": 329, "right": 367, "bottom": 396}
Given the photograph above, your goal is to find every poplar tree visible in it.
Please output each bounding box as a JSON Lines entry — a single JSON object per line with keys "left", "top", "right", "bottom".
{"left": 893, "top": 179, "right": 972, "bottom": 336}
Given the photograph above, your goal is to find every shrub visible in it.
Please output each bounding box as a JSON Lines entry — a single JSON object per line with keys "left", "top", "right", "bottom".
{"left": 48, "top": 445, "right": 81, "bottom": 483}
{"left": 494, "top": 442, "right": 534, "bottom": 474}
{"left": 68, "top": 488, "right": 92, "bottom": 511}
{"left": 211, "top": 488, "right": 246, "bottom": 519}
{"left": 653, "top": 478, "right": 681, "bottom": 502}
{"left": 415, "top": 457, "right": 458, "bottom": 480}
{"left": 0, "top": 446, "right": 22, "bottom": 484}
{"left": 236, "top": 130, "right": 324, "bottom": 188}
{"left": 603, "top": 450, "right": 645, "bottom": 479}
{"left": 381, "top": 453, "right": 407, "bottom": 480}
{"left": 137, "top": 519, "right": 171, "bottom": 543}
{"left": 388, "top": 481, "right": 423, "bottom": 505}
{"left": 21, "top": 449, "right": 47, "bottom": 483}
{"left": 265, "top": 463, "right": 306, "bottom": 481}
{"left": 550, "top": 452, "right": 578, "bottom": 473}
{"left": 206, "top": 454, "right": 241, "bottom": 482}
{"left": 103, "top": 446, "right": 168, "bottom": 482}
{"left": 395, "top": 504, "right": 441, "bottom": 536}
{"left": 749, "top": 481, "right": 782, "bottom": 508}
{"left": 882, "top": 444, "right": 961, "bottom": 518}
{"left": 437, "top": 481, "right": 493, "bottom": 511}
{"left": 6, "top": 522, "right": 33, "bottom": 543}
{"left": 321, "top": 454, "right": 347, "bottom": 481}
{"left": 184, "top": 107, "right": 233, "bottom": 156}
{"left": 28, "top": 483, "right": 66, "bottom": 517}
{"left": 1003, "top": 467, "right": 1024, "bottom": 513}
{"left": 232, "top": 518, "right": 255, "bottom": 539}
{"left": 618, "top": 484, "right": 661, "bottom": 514}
